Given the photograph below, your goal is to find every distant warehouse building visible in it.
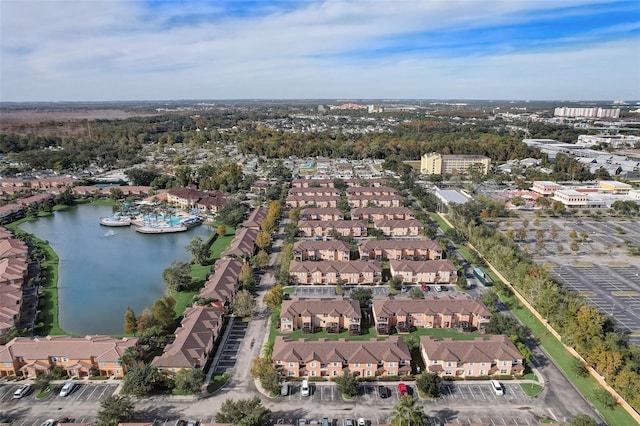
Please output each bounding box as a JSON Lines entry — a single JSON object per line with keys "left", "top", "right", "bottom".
{"left": 420, "top": 153, "right": 491, "bottom": 176}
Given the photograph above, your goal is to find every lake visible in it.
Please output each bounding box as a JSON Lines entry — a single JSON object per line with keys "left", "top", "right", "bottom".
{"left": 19, "top": 205, "right": 213, "bottom": 335}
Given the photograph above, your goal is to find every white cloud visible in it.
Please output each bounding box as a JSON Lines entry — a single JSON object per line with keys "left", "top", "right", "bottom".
{"left": 1, "top": 0, "right": 638, "bottom": 100}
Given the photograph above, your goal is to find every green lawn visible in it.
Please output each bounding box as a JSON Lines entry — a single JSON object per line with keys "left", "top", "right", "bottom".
{"left": 430, "top": 213, "right": 451, "bottom": 232}
{"left": 208, "top": 231, "right": 235, "bottom": 261}
{"left": 520, "top": 383, "right": 543, "bottom": 397}
{"left": 171, "top": 290, "right": 198, "bottom": 317}
{"left": 283, "top": 286, "right": 296, "bottom": 295}
{"left": 509, "top": 304, "right": 636, "bottom": 426}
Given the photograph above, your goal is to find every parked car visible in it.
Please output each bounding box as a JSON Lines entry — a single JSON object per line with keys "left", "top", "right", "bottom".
{"left": 40, "top": 420, "right": 56, "bottom": 426}
{"left": 357, "top": 419, "right": 366, "bottom": 426}
{"left": 280, "top": 382, "right": 289, "bottom": 396}
{"left": 13, "top": 384, "right": 32, "bottom": 399}
{"left": 298, "top": 420, "right": 308, "bottom": 426}
{"left": 186, "top": 420, "right": 199, "bottom": 426}
{"left": 59, "top": 381, "right": 75, "bottom": 397}
{"left": 421, "top": 283, "right": 429, "bottom": 292}
{"left": 398, "top": 382, "right": 409, "bottom": 398}
{"left": 301, "top": 379, "right": 310, "bottom": 397}
{"left": 378, "top": 385, "right": 390, "bottom": 398}
{"left": 344, "top": 420, "right": 354, "bottom": 426}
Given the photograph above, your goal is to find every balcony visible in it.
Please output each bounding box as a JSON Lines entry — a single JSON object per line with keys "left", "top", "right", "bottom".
{"left": 348, "top": 324, "right": 361, "bottom": 336}
{"left": 376, "top": 325, "right": 390, "bottom": 335}
{"left": 326, "top": 322, "right": 340, "bottom": 334}
{"left": 396, "top": 322, "right": 410, "bottom": 334}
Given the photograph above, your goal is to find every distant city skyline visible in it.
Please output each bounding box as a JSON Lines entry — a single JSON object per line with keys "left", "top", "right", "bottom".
{"left": 1, "top": 0, "right": 639, "bottom": 102}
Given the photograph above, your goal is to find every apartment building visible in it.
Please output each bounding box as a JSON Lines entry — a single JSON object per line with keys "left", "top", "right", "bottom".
{"left": 372, "top": 295, "right": 491, "bottom": 334}
{"left": 279, "top": 297, "right": 361, "bottom": 334}
{"left": 151, "top": 306, "right": 223, "bottom": 372}
{"left": 221, "top": 228, "right": 259, "bottom": 259}
{"left": 420, "top": 153, "right": 491, "bottom": 176}
{"left": 289, "top": 260, "right": 382, "bottom": 285}
{"left": 390, "top": 259, "right": 458, "bottom": 284}
{"left": 299, "top": 208, "right": 344, "bottom": 221}
{"left": 241, "top": 206, "right": 268, "bottom": 230}
{"left": 345, "top": 186, "right": 397, "bottom": 196}
{"left": 420, "top": 335, "right": 524, "bottom": 378}
{"left": 285, "top": 195, "right": 340, "bottom": 209}
{"left": 289, "top": 187, "right": 341, "bottom": 197}
{"left": 198, "top": 258, "right": 243, "bottom": 306}
{"left": 166, "top": 187, "right": 226, "bottom": 213}
{"left": 351, "top": 207, "right": 415, "bottom": 221}
{"left": 359, "top": 239, "right": 442, "bottom": 261}
{"left": 373, "top": 219, "right": 424, "bottom": 237}
{"left": 0, "top": 335, "right": 138, "bottom": 378}
{"left": 297, "top": 220, "right": 367, "bottom": 238}
{"left": 272, "top": 336, "right": 411, "bottom": 378}
{"left": 293, "top": 240, "right": 350, "bottom": 262}
{"left": 346, "top": 194, "right": 402, "bottom": 208}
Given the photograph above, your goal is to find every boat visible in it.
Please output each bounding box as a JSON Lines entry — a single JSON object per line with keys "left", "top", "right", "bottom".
{"left": 99, "top": 216, "right": 131, "bottom": 227}
{"left": 181, "top": 216, "right": 202, "bottom": 228}
{"left": 135, "top": 224, "right": 188, "bottom": 234}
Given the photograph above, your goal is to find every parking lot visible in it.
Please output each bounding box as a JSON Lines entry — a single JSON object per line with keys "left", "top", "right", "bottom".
{"left": 437, "top": 382, "right": 531, "bottom": 404}
{"left": 0, "top": 382, "right": 118, "bottom": 404}
{"left": 551, "top": 262, "right": 640, "bottom": 344}
{"left": 212, "top": 318, "right": 248, "bottom": 374}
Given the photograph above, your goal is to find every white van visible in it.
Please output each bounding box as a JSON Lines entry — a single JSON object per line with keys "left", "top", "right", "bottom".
{"left": 491, "top": 380, "right": 504, "bottom": 396}
{"left": 301, "top": 379, "right": 310, "bottom": 397}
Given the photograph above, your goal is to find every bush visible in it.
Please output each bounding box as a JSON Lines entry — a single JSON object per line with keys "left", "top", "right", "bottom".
{"left": 593, "top": 388, "right": 617, "bottom": 410}
{"left": 571, "top": 358, "right": 589, "bottom": 378}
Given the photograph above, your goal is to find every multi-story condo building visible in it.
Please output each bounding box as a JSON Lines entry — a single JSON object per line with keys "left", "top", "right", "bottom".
{"left": 166, "top": 187, "right": 226, "bottom": 213}
{"left": 359, "top": 240, "right": 442, "bottom": 261}
{"left": 288, "top": 187, "right": 342, "bottom": 197}
{"left": 289, "top": 260, "right": 382, "bottom": 285}
{"left": 554, "top": 106, "right": 620, "bottom": 119}
{"left": 420, "top": 335, "right": 524, "bottom": 378}
{"left": 420, "top": 153, "right": 491, "bottom": 176}
{"left": 198, "top": 258, "right": 243, "bottom": 306}
{"left": 351, "top": 207, "right": 415, "bottom": 221}
{"left": 298, "top": 220, "right": 367, "bottom": 238}
{"left": 373, "top": 219, "right": 424, "bottom": 237}
{"left": 221, "top": 228, "right": 258, "bottom": 259}
{"left": 372, "top": 295, "right": 491, "bottom": 334}
{"left": 293, "top": 240, "right": 351, "bottom": 262}
{"left": 0, "top": 335, "right": 137, "bottom": 378}
{"left": 279, "top": 297, "right": 361, "bottom": 334}
{"left": 285, "top": 195, "right": 340, "bottom": 209}
{"left": 346, "top": 194, "right": 402, "bottom": 208}
{"left": 151, "top": 306, "right": 223, "bottom": 372}
{"left": 345, "top": 186, "right": 397, "bottom": 196}
{"left": 390, "top": 259, "right": 458, "bottom": 284}
{"left": 299, "top": 208, "right": 345, "bottom": 221}
{"left": 273, "top": 336, "right": 411, "bottom": 378}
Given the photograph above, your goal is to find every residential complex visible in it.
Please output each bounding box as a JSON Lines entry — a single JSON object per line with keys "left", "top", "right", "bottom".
{"left": 389, "top": 259, "right": 458, "bottom": 284}
{"left": 0, "top": 335, "right": 137, "bottom": 378}
{"left": 279, "top": 297, "right": 361, "bottom": 334}
{"left": 372, "top": 295, "right": 491, "bottom": 334}
{"left": 272, "top": 336, "right": 411, "bottom": 378}
{"left": 420, "top": 335, "right": 524, "bottom": 378}
{"left": 289, "top": 260, "right": 383, "bottom": 285}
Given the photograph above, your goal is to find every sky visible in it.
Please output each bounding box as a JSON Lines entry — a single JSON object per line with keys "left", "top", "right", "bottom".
{"left": 1, "top": 0, "right": 639, "bottom": 102}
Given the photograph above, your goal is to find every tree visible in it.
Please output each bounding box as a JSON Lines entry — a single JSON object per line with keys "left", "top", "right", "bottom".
{"left": 570, "top": 414, "right": 597, "bottom": 426}
{"left": 256, "top": 231, "right": 271, "bottom": 250}
{"left": 252, "top": 249, "right": 270, "bottom": 270}
{"left": 136, "top": 307, "right": 155, "bottom": 335}
{"left": 122, "top": 365, "right": 158, "bottom": 396}
{"left": 231, "top": 290, "right": 255, "bottom": 318}
{"left": 174, "top": 368, "right": 204, "bottom": 394}
{"left": 151, "top": 296, "right": 176, "bottom": 331}
{"left": 389, "top": 396, "right": 425, "bottom": 426}
{"left": 34, "top": 373, "right": 52, "bottom": 392}
{"left": 215, "top": 397, "right": 272, "bottom": 426}
{"left": 119, "top": 346, "right": 142, "bottom": 370}
{"left": 264, "top": 284, "right": 284, "bottom": 311}
{"left": 570, "top": 240, "right": 579, "bottom": 255}
{"left": 217, "top": 197, "right": 249, "bottom": 227}
{"left": 186, "top": 236, "right": 209, "bottom": 265}
{"left": 239, "top": 263, "right": 255, "bottom": 291}
{"left": 334, "top": 371, "right": 359, "bottom": 398}
{"left": 571, "top": 358, "right": 589, "bottom": 378}
{"left": 162, "top": 261, "right": 193, "bottom": 291}
{"left": 593, "top": 388, "right": 617, "bottom": 409}
{"left": 95, "top": 395, "right": 135, "bottom": 426}
{"left": 250, "top": 357, "right": 281, "bottom": 396}
{"left": 416, "top": 372, "right": 442, "bottom": 398}
{"left": 350, "top": 287, "right": 373, "bottom": 308}
{"left": 55, "top": 187, "right": 75, "bottom": 206}
{"left": 217, "top": 224, "right": 227, "bottom": 236}
{"left": 515, "top": 227, "right": 527, "bottom": 242}
{"left": 109, "top": 187, "right": 124, "bottom": 201}
{"left": 408, "top": 287, "right": 424, "bottom": 299}
{"left": 124, "top": 307, "right": 137, "bottom": 334}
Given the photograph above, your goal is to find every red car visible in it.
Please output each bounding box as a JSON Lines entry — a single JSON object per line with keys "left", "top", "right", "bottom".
{"left": 421, "top": 283, "right": 429, "bottom": 292}
{"left": 398, "top": 382, "right": 409, "bottom": 398}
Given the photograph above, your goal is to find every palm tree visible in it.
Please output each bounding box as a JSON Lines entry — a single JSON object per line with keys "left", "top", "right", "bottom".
{"left": 390, "top": 396, "right": 425, "bottom": 426}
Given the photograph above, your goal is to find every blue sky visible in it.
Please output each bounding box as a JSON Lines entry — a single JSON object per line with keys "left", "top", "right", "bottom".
{"left": 1, "top": 0, "right": 639, "bottom": 101}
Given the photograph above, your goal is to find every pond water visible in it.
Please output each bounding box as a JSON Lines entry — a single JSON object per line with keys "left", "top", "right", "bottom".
{"left": 19, "top": 205, "right": 212, "bottom": 335}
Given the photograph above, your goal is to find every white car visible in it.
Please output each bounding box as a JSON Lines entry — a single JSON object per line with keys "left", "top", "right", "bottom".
{"left": 13, "top": 384, "right": 32, "bottom": 399}
{"left": 40, "top": 420, "right": 57, "bottom": 426}
{"left": 357, "top": 419, "right": 366, "bottom": 426}
{"left": 59, "top": 381, "right": 75, "bottom": 397}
